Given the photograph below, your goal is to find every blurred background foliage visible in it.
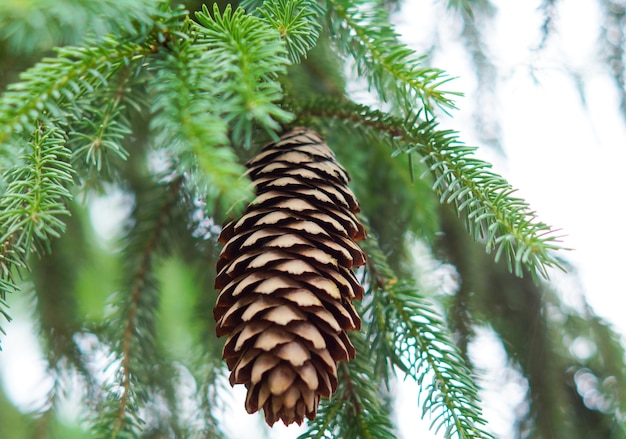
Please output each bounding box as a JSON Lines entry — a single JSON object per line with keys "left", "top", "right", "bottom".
{"left": 0, "top": 0, "right": 625, "bottom": 438}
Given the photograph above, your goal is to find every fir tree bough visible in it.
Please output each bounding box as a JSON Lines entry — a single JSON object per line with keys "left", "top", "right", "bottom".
{"left": 0, "top": 1, "right": 609, "bottom": 438}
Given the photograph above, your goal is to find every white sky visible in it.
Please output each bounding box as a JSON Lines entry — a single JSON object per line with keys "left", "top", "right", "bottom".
{"left": 1, "top": 1, "right": 625, "bottom": 438}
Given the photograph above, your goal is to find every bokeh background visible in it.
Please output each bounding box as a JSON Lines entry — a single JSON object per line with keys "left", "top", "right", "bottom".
{"left": 1, "top": 0, "right": 625, "bottom": 438}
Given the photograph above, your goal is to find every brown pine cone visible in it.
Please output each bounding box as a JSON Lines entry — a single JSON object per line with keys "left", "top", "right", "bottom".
{"left": 214, "top": 128, "right": 366, "bottom": 426}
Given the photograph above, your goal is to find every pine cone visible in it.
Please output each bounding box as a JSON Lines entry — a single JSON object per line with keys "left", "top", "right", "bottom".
{"left": 214, "top": 128, "right": 366, "bottom": 426}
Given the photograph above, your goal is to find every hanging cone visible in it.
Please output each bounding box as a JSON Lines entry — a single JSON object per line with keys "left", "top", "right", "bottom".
{"left": 214, "top": 128, "right": 367, "bottom": 426}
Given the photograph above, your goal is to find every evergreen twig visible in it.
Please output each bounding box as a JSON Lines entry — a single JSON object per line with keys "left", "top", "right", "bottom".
{"left": 300, "top": 330, "right": 397, "bottom": 439}
{"left": 325, "top": 0, "right": 460, "bottom": 114}
{"left": 192, "top": 4, "right": 294, "bottom": 146}
{"left": 148, "top": 24, "right": 253, "bottom": 216}
{"left": 0, "top": 1, "right": 598, "bottom": 436}
{"left": 362, "top": 233, "right": 494, "bottom": 439}
{"left": 0, "top": 0, "right": 158, "bottom": 53}
{"left": 293, "top": 98, "right": 563, "bottom": 279}
{"left": 0, "top": 125, "right": 73, "bottom": 345}
{"left": 93, "top": 177, "right": 183, "bottom": 437}
{"left": 255, "top": 0, "right": 324, "bottom": 63}
{"left": 69, "top": 93, "right": 131, "bottom": 174}
{"left": 0, "top": 37, "right": 148, "bottom": 145}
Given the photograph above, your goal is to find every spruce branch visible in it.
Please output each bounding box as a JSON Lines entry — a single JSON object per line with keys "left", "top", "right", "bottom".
{"left": 0, "top": 36, "right": 148, "bottom": 146}
{"left": 299, "top": 330, "right": 397, "bottom": 439}
{"left": 192, "top": 4, "right": 294, "bottom": 146}
{"left": 324, "top": 0, "right": 460, "bottom": 114}
{"left": 0, "top": 0, "right": 158, "bottom": 53}
{"left": 30, "top": 206, "right": 96, "bottom": 422}
{"left": 94, "top": 177, "right": 183, "bottom": 438}
{"left": 0, "top": 125, "right": 73, "bottom": 345}
{"left": 292, "top": 98, "right": 563, "bottom": 279}
{"left": 69, "top": 92, "right": 131, "bottom": 174}
{"left": 149, "top": 26, "right": 253, "bottom": 216}
{"left": 255, "top": 0, "right": 324, "bottom": 63}
{"left": 362, "top": 234, "right": 494, "bottom": 439}
{"left": 187, "top": 354, "right": 228, "bottom": 439}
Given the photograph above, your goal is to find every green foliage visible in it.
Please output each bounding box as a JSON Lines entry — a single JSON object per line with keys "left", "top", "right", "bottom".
{"left": 0, "top": 37, "right": 146, "bottom": 144}
{"left": 0, "top": 126, "right": 73, "bottom": 337}
{"left": 193, "top": 4, "right": 294, "bottom": 146}
{"left": 69, "top": 93, "right": 131, "bottom": 175}
{"left": 293, "top": 98, "right": 562, "bottom": 278}
{"left": 0, "top": 1, "right": 618, "bottom": 439}
{"left": 256, "top": 0, "right": 324, "bottom": 63}
{"left": 362, "top": 234, "right": 493, "bottom": 438}
{"left": 0, "top": 0, "right": 158, "bottom": 53}
{"left": 325, "top": 0, "right": 461, "bottom": 114}
{"left": 324, "top": 125, "right": 440, "bottom": 274}
{"left": 300, "top": 330, "right": 398, "bottom": 439}
{"left": 93, "top": 177, "right": 184, "bottom": 437}
{"left": 149, "top": 23, "right": 252, "bottom": 215}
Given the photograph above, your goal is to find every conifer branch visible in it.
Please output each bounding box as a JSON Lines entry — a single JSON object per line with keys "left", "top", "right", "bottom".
{"left": 1, "top": 1, "right": 609, "bottom": 436}
{"left": 0, "top": 126, "right": 73, "bottom": 346}
{"left": 69, "top": 92, "right": 131, "bottom": 174}
{"left": 0, "top": 0, "right": 158, "bottom": 53}
{"left": 0, "top": 37, "right": 148, "bottom": 145}
{"left": 189, "top": 354, "right": 228, "bottom": 439}
{"left": 324, "top": 0, "right": 460, "bottom": 113}
{"left": 300, "top": 330, "right": 397, "bottom": 439}
{"left": 149, "top": 27, "right": 253, "bottom": 216}
{"left": 255, "top": 0, "right": 324, "bottom": 63}
{"left": 192, "top": 4, "right": 294, "bottom": 147}
{"left": 94, "top": 177, "right": 183, "bottom": 438}
{"left": 293, "top": 98, "right": 563, "bottom": 278}
{"left": 362, "top": 234, "right": 494, "bottom": 439}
